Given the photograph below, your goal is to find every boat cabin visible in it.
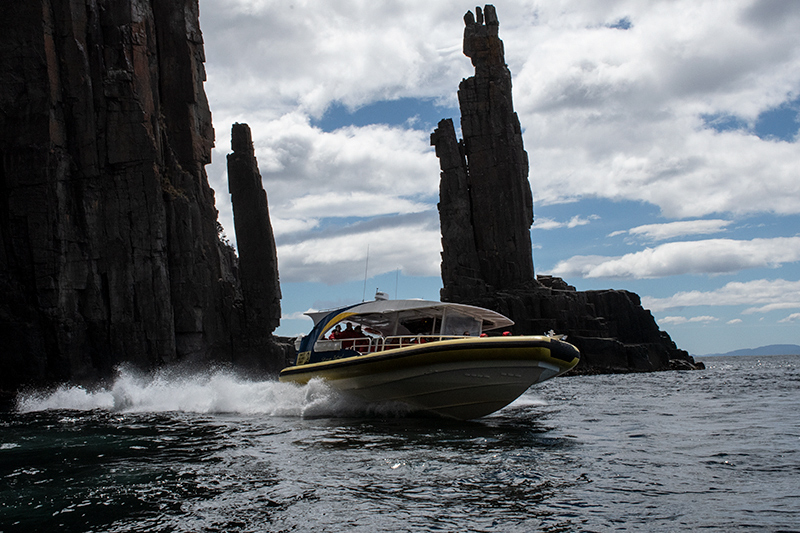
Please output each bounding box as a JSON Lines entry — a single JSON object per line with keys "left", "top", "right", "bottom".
{"left": 294, "top": 299, "right": 514, "bottom": 365}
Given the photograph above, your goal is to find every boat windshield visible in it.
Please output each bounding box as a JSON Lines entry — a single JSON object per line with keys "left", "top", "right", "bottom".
{"left": 440, "top": 309, "right": 482, "bottom": 336}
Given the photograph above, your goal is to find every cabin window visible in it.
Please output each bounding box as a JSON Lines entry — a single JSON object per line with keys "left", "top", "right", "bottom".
{"left": 402, "top": 317, "right": 435, "bottom": 335}
{"left": 441, "top": 310, "right": 481, "bottom": 336}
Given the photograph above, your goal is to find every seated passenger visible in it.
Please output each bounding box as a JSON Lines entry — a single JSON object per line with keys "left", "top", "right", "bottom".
{"left": 340, "top": 323, "right": 357, "bottom": 348}
{"left": 352, "top": 325, "right": 370, "bottom": 352}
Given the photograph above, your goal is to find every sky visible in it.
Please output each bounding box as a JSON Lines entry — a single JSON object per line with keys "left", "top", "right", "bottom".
{"left": 197, "top": 0, "right": 800, "bottom": 356}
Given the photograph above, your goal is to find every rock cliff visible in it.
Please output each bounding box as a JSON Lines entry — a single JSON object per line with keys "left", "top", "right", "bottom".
{"left": 0, "top": 0, "right": 283, "bottom": 398}
{"left": 433, "top": 5, "right": 701, "bottom": 373}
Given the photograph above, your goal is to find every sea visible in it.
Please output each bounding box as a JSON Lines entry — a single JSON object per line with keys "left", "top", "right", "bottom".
{"left": 1, "top": 355, "right": 798, "bottom": 532}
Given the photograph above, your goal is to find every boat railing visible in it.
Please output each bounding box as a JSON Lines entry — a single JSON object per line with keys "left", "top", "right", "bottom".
{"left": 356, "top": 334, "right": 469, "bottom": 353}
{"left": 384, "top": 334, "right": 468, "bottom": 349}
{"left": 315, "top": 334, "right": 471, "bottom": 356}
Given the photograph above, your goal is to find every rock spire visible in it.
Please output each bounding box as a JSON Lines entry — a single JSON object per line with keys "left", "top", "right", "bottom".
{"left": 227, "top": 123, "right": 283, "bottom": 374}
{"left": 432, "top": 4, "right": 535, "bottom": 302}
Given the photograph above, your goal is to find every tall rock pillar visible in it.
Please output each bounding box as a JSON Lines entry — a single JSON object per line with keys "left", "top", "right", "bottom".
{"left": 432, "top": 4, "right": 535, "bottom": 302}
{"left": 227, "top": 123, "right": 282, "bottom": 374}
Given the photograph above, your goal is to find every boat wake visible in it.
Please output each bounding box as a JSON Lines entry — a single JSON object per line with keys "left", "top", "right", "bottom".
{"left": 14, "top": 367, "right": 412, "bottom": 418}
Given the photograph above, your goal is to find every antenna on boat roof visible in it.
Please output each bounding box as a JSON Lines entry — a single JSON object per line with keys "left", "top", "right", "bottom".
{"left": 395, "top": 268, "right": 399, "bottom": 299}
{"left": 362, "top": 245, "right": 369, "bottom": 302}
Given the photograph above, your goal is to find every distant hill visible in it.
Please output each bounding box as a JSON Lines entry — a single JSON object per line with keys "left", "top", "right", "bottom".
{"left": 699, "top": 344, "right": 800, "bottom": 357}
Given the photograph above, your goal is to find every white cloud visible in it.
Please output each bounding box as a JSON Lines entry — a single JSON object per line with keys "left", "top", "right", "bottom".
{"left": 742, "top": 302, "right": 800, "bottom": 314}
{"left": 280, "top": 192, "right": 429, "bottom": 223}
{"left": 271, "top": 217, "right": 320, "bottom": 237}
{"left": 533, "top": 215, "right": 599, "bottom": 230}
{"left": 549, "top": 237, "right": 800, "bottom": 279}
{"left": 532, "top": 217, "right": 563, "bottom": 231}
{"left": 281, "top": 310, "right": 315, "bottom": 322}
{"left": 616, "top": 219, "right": 732, "bottom": 241}
{"left": 514, "top": 1, "right": 800, "bottom": 217}
{"left": 208, "top": 112, "right": 440, "bottom": 250}
{"left": 779, "top": 313, "right": 800, "bottom": 323}
{"left": 277, "top": 215, "right": 442, "bottom": 284}
{"left": 238, "top": 113, "right": 439, "bottom": 205}
{"left": 642, "top": 278, "right": 800, "bottom": 312}
{"left": 727, "top": 318, "right": 743, "bottom": 324}
{"left": 660, "top": 315, "right": 718, "bottom": 325}
{"left": 200, "top": 0, "right": 471, "bottom": 117}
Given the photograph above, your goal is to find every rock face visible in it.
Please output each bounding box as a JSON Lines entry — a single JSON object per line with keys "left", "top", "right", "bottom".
{"left": 0, "top": 0, "right": 283, "bottom": 397}
{"left": 431, "top": 4, "right": 535, "bottom": 302}
{"left": 433, "top": 5, "right": 701, "bottom": 373}
{"left": 466, "top": 277, "right": 700, "bottom": 373}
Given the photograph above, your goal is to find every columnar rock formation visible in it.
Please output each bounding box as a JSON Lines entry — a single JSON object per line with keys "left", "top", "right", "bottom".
{"left": 0, "top": 0, "right": 283, "bottom": 397}
{"left": 433, "top": 5, "right": 701, "bottom": 372}
{"left": 227, "top": 123, "right": 283, "bottom": 372}
{"left": 431, "top": 5, "right": 535, "bottom": 302}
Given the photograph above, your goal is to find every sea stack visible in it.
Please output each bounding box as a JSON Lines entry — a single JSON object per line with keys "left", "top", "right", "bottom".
{"left": 432, "top": 5, "right": 535, "bottom": 301}
{"left": 433, "top": 5, "right": 702, "bottom": 373}
{"left": 227, "top": 123, "right": 283, "bottom": 374}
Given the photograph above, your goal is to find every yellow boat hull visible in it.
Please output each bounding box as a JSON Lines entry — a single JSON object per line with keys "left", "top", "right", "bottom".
{"left": 279, "top": 336, "right": 579, "bottom": 420}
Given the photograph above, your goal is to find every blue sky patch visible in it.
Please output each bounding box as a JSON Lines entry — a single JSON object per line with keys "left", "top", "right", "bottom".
{"left": 755, "top": 97, "right": 800, "bottom": 141}
{"left": 531, "top": 198, "right": 662, "bottom": 265}
{"left": 702, "top": 96, "right": 799, "bottom": 141}
{"left": 701, "top": 113, "right": 749, "bottom": 133}
{"left": 313, "top": 97, "right": 460, "bottom": 134}
{"left": 607, "top": 17, "right": 632, "bottom": 30}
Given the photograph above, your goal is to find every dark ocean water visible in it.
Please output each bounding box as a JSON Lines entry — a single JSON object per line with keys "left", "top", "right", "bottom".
{"left": 2, "top": 355, "right": 798, "bottom": 532}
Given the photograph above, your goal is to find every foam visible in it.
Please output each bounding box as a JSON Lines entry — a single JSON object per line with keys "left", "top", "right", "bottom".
{"left": 14, "top": 367, "right": 406, "bottom": 418}
{"left": 506, "top": 394, "right": 549, "bottom": 408}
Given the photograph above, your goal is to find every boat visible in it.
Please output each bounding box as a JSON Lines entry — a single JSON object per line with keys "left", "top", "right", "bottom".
{"left": 278, "top": 295, "right": 580, "bottom": 420}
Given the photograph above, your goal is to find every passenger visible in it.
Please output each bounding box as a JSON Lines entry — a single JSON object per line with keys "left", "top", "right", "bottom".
{"left": 329, "top": 324, "right": 343, "bottom": 340}
{"left": 353, "top": 325, "right": 370, "bottom": 352}
{"left": 340, "top": 323, "right": 357, "bottom": 349}
{"left": 341, "top": 323, "right": 356, "bottom": 338}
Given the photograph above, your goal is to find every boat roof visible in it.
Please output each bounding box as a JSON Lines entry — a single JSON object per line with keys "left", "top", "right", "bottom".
{"left": 305, "top": 299, "right": 514, "bottom": 332}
